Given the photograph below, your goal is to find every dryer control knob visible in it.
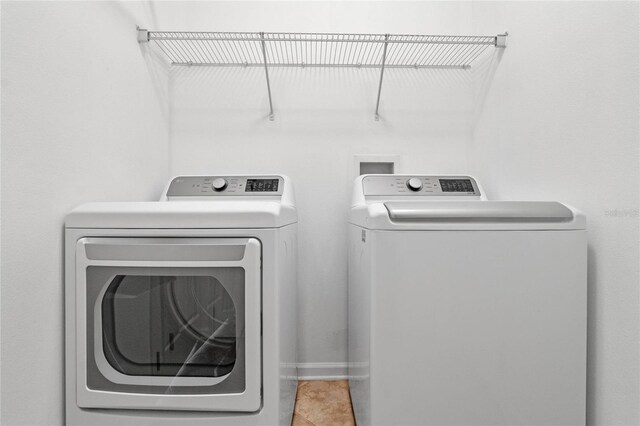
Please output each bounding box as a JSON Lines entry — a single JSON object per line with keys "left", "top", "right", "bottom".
{"left": 406, "top": 178, "right": 423, "bottom": 191}
{"left": 211, "top": 178, "right": 228, "bottom": 191}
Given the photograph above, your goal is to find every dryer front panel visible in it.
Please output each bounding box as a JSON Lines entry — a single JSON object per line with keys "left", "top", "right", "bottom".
{"left": 75, "top": 237, "right": 262, "bottom": 412}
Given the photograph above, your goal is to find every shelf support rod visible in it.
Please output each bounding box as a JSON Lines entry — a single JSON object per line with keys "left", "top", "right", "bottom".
{"left": 374, "top": 34, "right": 390, "bottom": 121}
{"left": 259, "top": 32, "right": 275, "bottom": 121}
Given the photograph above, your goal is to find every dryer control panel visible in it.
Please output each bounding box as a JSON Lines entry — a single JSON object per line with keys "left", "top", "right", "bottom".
{"left": 363, "top": 175, "right": 481, "bottom": 197}
{"left": 166, "top": 175, "right": 284, "bottom": 197}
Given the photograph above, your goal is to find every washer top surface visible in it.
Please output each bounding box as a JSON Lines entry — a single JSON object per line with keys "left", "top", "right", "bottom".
{"left": 350, "top": 174, "right": 586, "bottom": 231}
{"left": 66, "top": 175, "right": 297, "bottom": 229}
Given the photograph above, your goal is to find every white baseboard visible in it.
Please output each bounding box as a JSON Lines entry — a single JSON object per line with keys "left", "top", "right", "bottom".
{"left": 297, "top": 362, "right": 348, "bottom": 380}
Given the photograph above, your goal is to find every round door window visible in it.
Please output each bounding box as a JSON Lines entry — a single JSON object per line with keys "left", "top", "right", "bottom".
{"left": 101, "top": 275, "right": 237, "bottom": 378}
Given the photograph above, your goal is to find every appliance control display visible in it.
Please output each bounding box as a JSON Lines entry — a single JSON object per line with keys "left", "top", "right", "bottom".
{"left": 439, "top": 179, "right": 474, "bottom": 193}
{"left": 166, "top": 176, "right": 283, "bottom": 197}
{"left": 245, "top": 179, "right": 279, "bottom": 192}
{"left": 362, "top": 175, "right": 479, "bottom": 196}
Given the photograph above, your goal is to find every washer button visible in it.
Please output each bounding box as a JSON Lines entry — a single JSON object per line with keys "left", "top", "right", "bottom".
{"left": 406, "top": 178, "right": 423, "bottom": 191}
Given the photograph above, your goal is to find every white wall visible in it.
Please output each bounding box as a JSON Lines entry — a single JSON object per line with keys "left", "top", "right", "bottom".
{"left": 0, "top": 2, "right": 169, "bottom": 424}
{"left": 470, "top": 2, "right": 640, "bottom": 425}
{"left": 159, "top": 1, "right": 483, "bottom": 377}
{"left": 1, "top": 1, "right": 638, "bottom": 425}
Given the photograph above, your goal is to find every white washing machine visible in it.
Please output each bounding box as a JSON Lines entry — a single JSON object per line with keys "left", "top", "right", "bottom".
{"left": 65, "top": 175, "right": 297, "bottom": 425}
{"left": 348, "top": 174, "right": 587, "bottom": 426}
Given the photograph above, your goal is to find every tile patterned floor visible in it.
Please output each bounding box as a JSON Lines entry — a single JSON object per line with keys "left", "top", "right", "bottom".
{"left": 292, "top": 380, "right": 356, "bottom": 426}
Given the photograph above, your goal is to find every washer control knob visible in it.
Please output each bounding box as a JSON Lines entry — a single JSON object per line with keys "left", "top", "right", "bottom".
{"left": 406, "top": 178, "right": 423, "bottom": 191}
{"left": 211, "top": 178, "right": 228, "bottom": 191}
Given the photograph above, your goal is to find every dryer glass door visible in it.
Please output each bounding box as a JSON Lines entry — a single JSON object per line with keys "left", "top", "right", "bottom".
{"left": 75, "top": 237, "right": 261, "bottom": 412}
{"left": 99, "top": 269, "right": 242, "bottom": 382}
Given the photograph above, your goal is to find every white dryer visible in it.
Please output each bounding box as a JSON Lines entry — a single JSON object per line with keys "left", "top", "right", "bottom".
{"left": 65, "top": 175, "right": 297, "bottom": 425}
{"left": 348, "top": 175, "right": 587, "bottom": 426}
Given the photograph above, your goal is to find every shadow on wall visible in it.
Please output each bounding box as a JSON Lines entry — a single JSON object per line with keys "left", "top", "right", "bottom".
{"left": 171, "top": 65, "right": 265, "bottom": 107}
{"left": 472, "top": 47, "right": 506, "bottom": 127}
{"left": 139, "top": 41, "right": 172, "bottom": 121}
{"left": 162, "top": 64, "right": 500, "bottom": 129}
{"left": 109, "top": 0, "right": 171, "bottom": 121}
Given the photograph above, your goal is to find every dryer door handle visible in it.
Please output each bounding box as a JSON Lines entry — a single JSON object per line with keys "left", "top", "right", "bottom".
{"left": 80, "top": 237, "right": 255, "bottom": 262}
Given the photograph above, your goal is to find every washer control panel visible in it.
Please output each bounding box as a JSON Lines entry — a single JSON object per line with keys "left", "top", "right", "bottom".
{"left": 363, "top": 175, "right": 480, "bottom": 196}
{"left": 167, "top": 176, "right": 284, "bottom": 197}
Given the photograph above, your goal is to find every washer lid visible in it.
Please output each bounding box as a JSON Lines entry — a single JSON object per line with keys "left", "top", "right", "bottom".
{"left": 350, "top": 200, "right": 586, "bottom": 230}
{"left": 385, "top": 201, "right": 574, "bottom": 222}
{"left": 65, "top": 201, "right": 297, "bottom": 229}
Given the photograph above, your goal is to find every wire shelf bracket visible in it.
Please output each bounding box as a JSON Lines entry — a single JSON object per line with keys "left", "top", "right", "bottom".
{"left": 259, "top": 32, "right": 275, "bottom": 121}
{"left": 374, "top": 34, "right": 390, "bottom": 121}
{"left": 138, "top": 29, "right": 507, "bottom": 120}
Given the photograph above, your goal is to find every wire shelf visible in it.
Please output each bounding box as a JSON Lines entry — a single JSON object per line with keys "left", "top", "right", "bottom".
{"left": 138, "top": 29, "right": 507, "bottom": 119}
